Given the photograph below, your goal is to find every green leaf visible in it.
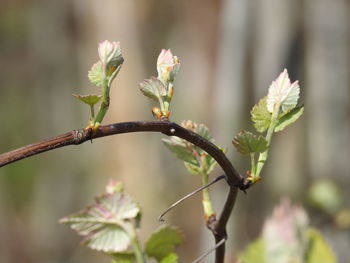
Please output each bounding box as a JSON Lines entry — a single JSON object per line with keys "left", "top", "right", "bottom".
{"left": 195, "top": 123, "right": 213, "bottom": 141}
{"left": 162, "top": 137, "right": 200, "bottom": 167}
{"left": 72, "top": 94, "right": 102, "bottom": 106}
{"left": 274, "top": 106, "right": 304, "bottom": 132}
{"left": 306, "top": 228, "right": 336, "bottom": 263}
{"left": 239, "top": 238, "right": 265, "bottom": 263}
{"left": 139, "top": 77, "right": 167, "bottom": 101}
{"left": 160, "top": 253, "right": 178, "bottom": 263}
{"left": 251, "top": 97, "right": 272, "bottom": 133}
{"left": 232, "top": 130, "right": 268, "bottom": 155}
{"left": 88, "top": 61, "right": 104, "bottom": 87}
{"left": 145, "top": 225, "right": 183, "bottom": 261}
{"left": 60, "top": 188, "right": 141, "bottom": 253}
{"left": 163, "top": 121, "right": 220, "bottom": 175}
{"left": 111, "top": 251, "right": 135, "bottom": 263}
{"left": 184, "top": 162, "right": 202, "bottom": 174}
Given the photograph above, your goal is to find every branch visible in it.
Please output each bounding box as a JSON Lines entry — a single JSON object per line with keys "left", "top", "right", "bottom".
{"left": 0, "top": 119, "right": 250, "bottom": 263}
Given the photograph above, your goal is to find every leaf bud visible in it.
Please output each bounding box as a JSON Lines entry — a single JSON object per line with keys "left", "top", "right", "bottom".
{"left": 152, "top": 106, "right": 163, "bottom": 119}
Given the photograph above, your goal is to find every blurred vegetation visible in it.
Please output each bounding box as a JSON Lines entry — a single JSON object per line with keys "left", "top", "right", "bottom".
{"left": 0, "top": 0, "right": 349, "bottom": 262}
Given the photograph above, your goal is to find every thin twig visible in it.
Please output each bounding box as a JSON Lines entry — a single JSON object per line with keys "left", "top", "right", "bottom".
{"left": 158, "top": 175, "right": 226, "bottom": 222}
{"left": 0, "top": 120, "right": 250, "bottom": 263}
{"left": 0, "top": 120, "right": 244, "bottom": 188}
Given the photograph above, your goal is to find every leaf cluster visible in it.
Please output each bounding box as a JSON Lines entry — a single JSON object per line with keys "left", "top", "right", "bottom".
{"left": 162, "top": 121, "right": 219, "bottom": 175}
{"left": 60, "top": 182, "right": 183, "bottom": 263}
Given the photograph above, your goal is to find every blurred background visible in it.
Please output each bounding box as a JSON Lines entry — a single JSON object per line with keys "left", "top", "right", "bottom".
{"left": 0, "top": 0, "right": 349, "bottom": 262}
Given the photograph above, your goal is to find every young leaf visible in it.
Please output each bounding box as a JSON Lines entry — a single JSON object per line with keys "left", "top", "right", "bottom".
{"left": 267, "top": 69, "right": 300, "bottom": 113}
{"left": 72, "top": 94, "right": 102, "bottom": 106}
{"left": 88, "top": 61, "right": 104, "bottom": 87}
{"left": 232, "top": 130, "right": 268, "bottom": 155}
{"left": 162, "top": 137, "right": 200, "bottom": 167}
{"left": 306, "top": 228, "right": 336, "bottom": 263}
{"left": 160, "top": 253, "right": 178, "bottom": 263}
{"left": 274, "top": 106, "right": 304, "bottom": 132}
{"left": 195, "top": 123, "right": 213, "bottom": 141}
{"left": 139, "top": 77, "right": 167, "bottom": 101}
{"left": 184, "top": 162, "right": 202, "bottom": 174}
{"left": 163, "top": 121, "right": 220, "bottom": 175}
{"left": 59, "top": 188, "right": 141, "bottom": 253}
{"left": 145, "top": 225, "right": 183, "bottom": 261}
{"left": 251, "top": 97, "right": 272, "bottom": 133}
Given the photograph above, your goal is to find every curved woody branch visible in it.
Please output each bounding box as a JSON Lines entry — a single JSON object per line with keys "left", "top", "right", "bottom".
{"left": 0, "top": 120, "right": 250, "bottom": 263}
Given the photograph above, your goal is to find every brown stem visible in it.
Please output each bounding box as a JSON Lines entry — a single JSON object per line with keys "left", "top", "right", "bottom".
{"left": 0, "top": 120, "right": 250, "bottom": 263}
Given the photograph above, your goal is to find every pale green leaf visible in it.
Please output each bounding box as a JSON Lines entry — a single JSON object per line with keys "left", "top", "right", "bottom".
{"left": 163, "top": 121, "right": 219, "bottom": 175}
{"left": 267, "top": 69, "right": 300, "bottom": 113}
{"left": 72, "top": 94, "right": 102, "bottom": 106}
{"left": 239, "top": 238, "right": 265, "bottom": 263}
{"left": 160, "top": 253, "right": 178, "bottom": 263}
{"left": 85, "top": 226, "right": 131, "bottom": 252}
{"left": 274, "top": 106, "right": 304, "bottom": 132}
{"left": 232, "top": 130, "right": 268, "bottom": 155}
{"left": 162, "top": 137, "right": 200, "bottom": 167}
{"left": 195, "top": 123, "right": 213, "bottom": 141}
{"left": 184, "top": 162, "right": 202, "bottom": 174}
{"left": 60, "top": 188, "right": 141, "bottom": 253}
{"left": 88, "top": 61, "right": 104, "bottom": 87}
{"left": 306, "top": 228, "right": 336, "bottom": 263}
{"left": 145, "top": 225, "right": 183, "bottom": 261}
{"left": 139, "top": 77, "right": 167, "bottom": 101}
{"left": 251, "top": 97, "right": 271, "bottom": 133}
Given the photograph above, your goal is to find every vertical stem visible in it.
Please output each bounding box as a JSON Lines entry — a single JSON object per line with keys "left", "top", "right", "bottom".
{"left": 90, "top": 105, "right": 95, "bottom": 119}
{"left": 255, "top": 105, "right": 280, "bottom": 178}
{"left": 94, "top": 81, "right": 110, "bottom": 125}
{"left": 129, "top": 225, "right": 145, "bottom": 263}
{"left": 201, "top": 171, "right": 215, "bottom": 217}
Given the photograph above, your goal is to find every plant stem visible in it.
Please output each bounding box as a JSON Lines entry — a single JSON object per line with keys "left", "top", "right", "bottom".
{"left": 90, "top": 105, "right": 95, "bottom": 119}
{"left": 126, "top": 223, "right": 145, "bottom": 263}
{"left": 254, "top": 105, "right": 280, "bottom": 179}
{"left": 94, "top": 81, "right": 110, "bottom": 125}
{"left": 201, "top": 171, "right": 214, "bottom": 217}
{"left": 131, "top": 234, "right": 145, "bottom": 263}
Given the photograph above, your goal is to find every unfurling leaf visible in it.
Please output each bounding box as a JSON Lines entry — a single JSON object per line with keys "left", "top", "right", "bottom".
{"left": 72, "top": 94, "right": 102, "bottom": 106}
{"left": 98, "top": 40, "right": 124, "bottom": 70}
{"left": 274, "top": 106, "right": 304, "bottom": 132}
{"left": 267, "top": 69, "right": 300, "bottom": 113}
{"left": 251, "top": 97, "right": 272, "bottom": 133}
{"left": 157, "top": 49, "right": 181, "bottom": 84}
{"left": 232, "top": 130, "right": 268, "bottom": 155}
{"left": 59, "top": 184, "right": 141, "bottom": 253}
{"left": 145, "top": 225, "right": 182, "bottom": 261}
{"left": 139, "top": 77, "right": 167, "bottom": 101}
{"left": 88, "top": 61, "right": 104, "bottom": 87}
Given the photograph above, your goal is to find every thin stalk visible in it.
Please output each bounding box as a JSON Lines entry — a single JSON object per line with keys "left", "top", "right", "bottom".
{"left": 250, "top": 153, "right": 256, "bottom": 176}
{"left": 129, "top": 225, "right": 145, "bottom": 263}
{"left": 90, "top": 105, "right": 95, "bottom": 119}
{"left": 94, "top": 81, "right": 110, "bottom": 125}
{"left": 255, "top": 105, "right": 280, "bottom": 178}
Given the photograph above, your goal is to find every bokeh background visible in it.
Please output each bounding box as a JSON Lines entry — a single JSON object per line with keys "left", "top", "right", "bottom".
{"left": 0, "top": 0, "right": 349, "bottom": 262}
